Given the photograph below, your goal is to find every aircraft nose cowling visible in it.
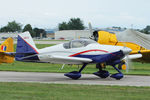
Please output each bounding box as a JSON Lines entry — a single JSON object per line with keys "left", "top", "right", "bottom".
{"left": 121, "top": 47, "right": 132, "bottom": 55}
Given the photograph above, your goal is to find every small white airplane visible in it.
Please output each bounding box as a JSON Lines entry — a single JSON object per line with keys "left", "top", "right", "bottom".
{"left": 15, "top": 32, "right": 133, "bottom": 80}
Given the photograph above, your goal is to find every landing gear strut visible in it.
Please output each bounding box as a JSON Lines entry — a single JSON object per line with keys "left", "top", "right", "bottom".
{"left": 118, "top": 61, "right": 125, "bottom": 70}
{"left": 110, "top": 64, "right": 123, "bottom": 80}
{"left": 64, "top": 63, "right": 87, "bottom": 80}
{"left": 93, "top": 63, "right": 110, "bottom": 78}
{"left": 64, "top": 63, "right": 124, "bottom": 80}
{"left": 94, "top": 63, "right": 124, "bottom": 80}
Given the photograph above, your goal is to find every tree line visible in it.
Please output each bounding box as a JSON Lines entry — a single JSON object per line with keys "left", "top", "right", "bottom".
{"left": 140, "top": 26, "right": 150, "bottom": 34}
{"left": 0, "top": 18, "right": 150, "bottom": 37}
{"left": 0, "top": 18, "right": 85, "bottom": 37}
{"left": 58, "top": 18, "right": 85, "bottom": 30}
{"left": 0, "top": 21, "right": 46, "bottom": 38}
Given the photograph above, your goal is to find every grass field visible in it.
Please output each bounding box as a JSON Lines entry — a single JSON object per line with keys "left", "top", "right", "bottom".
{"left": 14, "top": 44, "right": 54, "bottom": 50}
{"left": 0, "top": 61, "right": 150, "bottom": 76}
{"left": 0, "top": 82, "right": 150, "bottom": 100}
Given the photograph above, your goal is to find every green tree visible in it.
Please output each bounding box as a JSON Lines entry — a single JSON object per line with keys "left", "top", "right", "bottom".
{"left": 23, "top": 24, "right": 35, "bottom": 37}
{"left": 58, "top": 18, "right": 85, "bottom": 30}
{"left": 58, "top": 22, "right": 68, "bottom": 30}
{"left": 33, "top": 28, "right": 46, "bottom": 38}
{"left": 0, "top": 26, "right": 11, "bottom": 32}
{"left": 33, "top": 28, "right": 40, "bottom": 37}
{"left": 0, "top": 21, "right": 22, "bottom": 32}
{"left": 68, "top": 18, "right": 85, "bottom": 30}
{"left": 141, "top": 25, "right": 150, "bottom": 34}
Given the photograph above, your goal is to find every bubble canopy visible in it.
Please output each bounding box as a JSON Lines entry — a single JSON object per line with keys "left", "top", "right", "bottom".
{"left": 63, "top": 39, "right": 96, "bottom": 49}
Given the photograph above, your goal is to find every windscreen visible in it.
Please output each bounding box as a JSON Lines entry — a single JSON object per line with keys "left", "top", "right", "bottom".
{"left": 63, "top": 39, "right": 96, "bottom": 49}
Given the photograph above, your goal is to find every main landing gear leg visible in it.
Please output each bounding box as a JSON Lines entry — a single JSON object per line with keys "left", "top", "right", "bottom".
{"left": 110, "top": 65, "right": 123, "bottom": 80}
{"left": 64, "top": 63, "right": 87, "bottom": 80}
{"left": 93, "top": 63, "right": 110, "bottom": 78}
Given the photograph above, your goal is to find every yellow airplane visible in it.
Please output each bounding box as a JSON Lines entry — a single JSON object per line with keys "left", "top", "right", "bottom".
{"left": 92, "top": 30, "right": 150, "bottom": 66}
{"left": 87, "top": 23, "right": 148, "bottom": 70}
{"left": 0, "top": 38, "right": 14, "bottom": 64}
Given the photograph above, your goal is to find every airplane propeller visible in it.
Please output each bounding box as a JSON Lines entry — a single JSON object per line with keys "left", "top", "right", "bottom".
{"left": 88, "top": 22, "right": 94, "bottom": 40}
{"left": 122, "top": 43, "right": 132, "bottom": 73}
{"left": 125, "top": 54, "right": 130, "bottom": 73}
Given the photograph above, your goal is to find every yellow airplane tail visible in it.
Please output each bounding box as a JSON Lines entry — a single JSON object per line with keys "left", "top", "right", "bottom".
{"left": 0, "top": 38, "right": 14, "bottom": 63}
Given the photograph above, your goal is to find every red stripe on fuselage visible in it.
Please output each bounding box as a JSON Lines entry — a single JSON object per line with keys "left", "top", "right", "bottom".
{"left": 69, "top": 49, "right": 109, "bottom": 57}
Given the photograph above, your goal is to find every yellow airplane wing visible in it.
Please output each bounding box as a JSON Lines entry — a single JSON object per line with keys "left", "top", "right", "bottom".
{"left": 0, "top": 38, "right": 14, "bottom": 64}
{"left": 131, "top": 50, "right": 150, "bottom": 63}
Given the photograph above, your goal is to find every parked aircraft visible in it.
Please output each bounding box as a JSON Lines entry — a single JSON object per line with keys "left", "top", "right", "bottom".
{"left": 15, "top": 32, "right": 141, "bottom": 80}
{"left": 0, "top": 38, "right": 14, "bottom": 64}
{"left": 88, "top": 23, "right": 149, "bottom": 69}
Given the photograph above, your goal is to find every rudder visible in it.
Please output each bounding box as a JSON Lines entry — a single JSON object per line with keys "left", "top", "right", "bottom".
{"left": 0, "top": 38, "right": 14, "bottom": 63}
{"left": 0, "top": 37, "right": 14, "bottom": 52}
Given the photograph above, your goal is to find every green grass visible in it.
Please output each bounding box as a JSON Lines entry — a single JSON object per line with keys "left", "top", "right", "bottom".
{"left": 0, "top": 61, "right": 150, "bottom": 76}
{"left": 0, "top": 82, "right": 150, "bottom": 100}
{"left": 1, "top": 39, "right": 68, "bottom": 41}
{"left": 34, "top": 39, "right": 69, "bottom": 41}
{"left": 14, "top": 44, "right": 54, "bottom": 50}
{"left": 36, "top": 44, "right": 55, "bottom": 49}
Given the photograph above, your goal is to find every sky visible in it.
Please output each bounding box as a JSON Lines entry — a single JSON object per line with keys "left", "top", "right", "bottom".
{"left": 0, "top": 0, "right": 150, "bottom": 29}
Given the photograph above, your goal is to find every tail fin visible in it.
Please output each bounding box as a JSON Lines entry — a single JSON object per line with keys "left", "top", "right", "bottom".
{"left": 0, "top": 38, "right": 14, "bottom": 52}
{"left": 0, "top": 38, "right": 14, "bottom": 63}
{"left": 15, "top": 31, "right": 39, "bottom": 61}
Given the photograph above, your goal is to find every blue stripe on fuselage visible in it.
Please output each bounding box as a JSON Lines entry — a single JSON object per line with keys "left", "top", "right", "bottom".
{"left": 73, "top": 50, "right": 124, "bottom": 63}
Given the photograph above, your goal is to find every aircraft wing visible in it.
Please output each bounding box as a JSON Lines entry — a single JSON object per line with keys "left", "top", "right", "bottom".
{"left": 39, "top": 55, "right": 92, "bottom": 64}
{"left": 131, "top": 50, "right": 150, "bottom": 54}
{"left": 47, "top": 55, "right": 93, "bottom": 64}
{"left": 18, "top": 54, "right": 93, "bottom": 64}
{"left": 124, "top": 54, "right": 142, "bottom": 60}
{"left": 128, "top": 50, "right": 150, "bottom": 63}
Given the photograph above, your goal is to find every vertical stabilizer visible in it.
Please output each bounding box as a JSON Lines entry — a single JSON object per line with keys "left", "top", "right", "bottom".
{"left": 15, "top": 31, "right": 39, "bottom": 61}
{"left": 0, "top": 38, "right": 14, "bottom": 63}
{"left": 0, "top": 38, "right": 14, "bottom": 52}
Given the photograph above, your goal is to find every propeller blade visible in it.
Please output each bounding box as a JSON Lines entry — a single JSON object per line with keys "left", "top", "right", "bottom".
{"left": 122, "top": 43, "right": 132, "bottom": 73}
{"left": 125, "top": 54, "right": 134, "bottom": 73}
{"left": 125, "top": 55, "right": 129, "bottom": 73}
{"left": 88, "top": 22, "right": 94, "bottom": 39}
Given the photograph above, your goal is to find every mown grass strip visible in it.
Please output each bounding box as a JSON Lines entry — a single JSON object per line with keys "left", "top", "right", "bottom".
{"left": 0, "top": 61, "right": 150, "bottom": 76}
{"left": 0, "top": 82, "right": 150, "bottom": 100}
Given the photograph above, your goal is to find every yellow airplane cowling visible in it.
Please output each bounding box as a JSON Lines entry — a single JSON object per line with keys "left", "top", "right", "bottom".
{"left": 0, "top": 38, "right": 14, "bottom": 63}
{"left": 97, "top": 31, "right": 118, "bottom": 43}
